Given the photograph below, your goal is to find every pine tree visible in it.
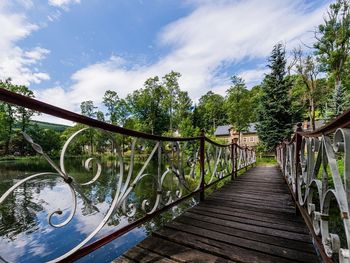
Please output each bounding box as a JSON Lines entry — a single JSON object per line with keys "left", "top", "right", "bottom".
{"left": 257, "top": 43, "right": 293, "bottom": 151}
{"left": 329, "top": 82, "right": 348, "bottom": 118}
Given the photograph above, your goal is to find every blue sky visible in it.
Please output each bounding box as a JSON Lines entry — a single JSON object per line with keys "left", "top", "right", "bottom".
{"left": 1, "top": 0, "right": 331, "bottom": 122}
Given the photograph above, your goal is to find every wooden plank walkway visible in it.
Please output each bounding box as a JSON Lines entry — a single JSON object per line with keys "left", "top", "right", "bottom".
{"left": 113, "top": 166, "right": 319, "bottom": 263}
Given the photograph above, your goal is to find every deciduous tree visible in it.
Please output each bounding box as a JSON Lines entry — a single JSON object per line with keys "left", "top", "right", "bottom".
{"left": 225, "top": 76, "right": 252, "bottom": 137}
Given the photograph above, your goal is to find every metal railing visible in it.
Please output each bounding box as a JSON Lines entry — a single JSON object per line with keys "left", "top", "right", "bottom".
{"left": 0, "top": 89, "right": 256, "bottom": 262}
{"left": 276, "top": 110, "right": 350, "bottom": 263}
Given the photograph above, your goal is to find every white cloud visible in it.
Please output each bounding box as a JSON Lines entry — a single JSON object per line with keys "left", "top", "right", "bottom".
{"left": 48, "top": 0, "right": 80, "bottom": 9}
{"left": 238, "top": 68, "right": 269, "bottom": 87}
{"left": 36, "top": 0, "right": 331, "bottom": 117}
{"left": 0, "top": 3, "right": 50, "bottom": 86}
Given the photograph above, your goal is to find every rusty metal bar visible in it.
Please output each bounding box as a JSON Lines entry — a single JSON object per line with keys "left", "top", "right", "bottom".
{"left": 199, "top": 129, "right": 205, "bottom": 201}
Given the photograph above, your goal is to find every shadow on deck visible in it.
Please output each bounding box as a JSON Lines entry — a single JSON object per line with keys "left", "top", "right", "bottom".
{"left": 113, "top": 166, "right": 319, "bottom": 263}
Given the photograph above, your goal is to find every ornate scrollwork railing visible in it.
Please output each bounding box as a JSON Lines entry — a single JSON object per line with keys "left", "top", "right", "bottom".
{"left": 0, "top": 89, "right": 255, "bottom": 262}
{"left": 277, "top": 120, "right": 350, "bottom": 263}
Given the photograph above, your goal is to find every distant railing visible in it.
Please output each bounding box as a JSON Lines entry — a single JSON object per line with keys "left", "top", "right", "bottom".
{"left": 276, "top": 110, "right": 350, "bottom": 263}
{"left": 0, "top": 89, "right": 255, "bottom": 262}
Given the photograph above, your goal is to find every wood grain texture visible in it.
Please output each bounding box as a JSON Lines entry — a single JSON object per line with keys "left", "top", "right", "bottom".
{"left": 113, "top": 166, "right": 319, "bottom": 263}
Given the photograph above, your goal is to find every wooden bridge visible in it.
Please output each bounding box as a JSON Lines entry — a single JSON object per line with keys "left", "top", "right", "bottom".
{"left": 114, "top": 165, "right": 319, "bottom": 263}
{"left": 0, "top": 89, "right": 349, "bottom": 263}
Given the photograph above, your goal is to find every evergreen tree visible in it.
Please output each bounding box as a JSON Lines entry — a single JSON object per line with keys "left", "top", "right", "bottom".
{"left": 329, "top": 82, "right": 348, "bottom": 118}
{"left": 257, "top": 43, "right": 293, "bottom": 150}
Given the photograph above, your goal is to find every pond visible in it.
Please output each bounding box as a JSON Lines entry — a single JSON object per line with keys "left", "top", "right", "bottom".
{"left": 0, "top": 157, "right": 198, "bottom": 262}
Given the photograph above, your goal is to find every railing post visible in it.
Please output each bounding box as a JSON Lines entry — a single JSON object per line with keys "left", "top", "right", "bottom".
{"left": 295, "top": 123, "right": 303, "bottom": 213}
{"left": 245, "top": 148, "right": 248, "bottom": 171}
{"left": 231, "top": 139, "right": 235, "bottom": 180}
{"left": 234, "top": 144, "right": 238, "bottom": 178}
{"left": 199, "top": 129, "right": 205, "bottom": 202}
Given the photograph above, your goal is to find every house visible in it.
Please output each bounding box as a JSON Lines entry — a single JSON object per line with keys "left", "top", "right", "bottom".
{"left": 301, "top": 120, "right": 326, "bottom": 131}
{"left": 214, "top": 123, "right": 259, "bottom": 148}
{"left": 214, "top": 120, "right": 326, "bottom": 148}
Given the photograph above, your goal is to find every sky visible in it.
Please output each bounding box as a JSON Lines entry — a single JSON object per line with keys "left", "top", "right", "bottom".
{"left": 1, "top": 0, "right": 332, "bottom": 123}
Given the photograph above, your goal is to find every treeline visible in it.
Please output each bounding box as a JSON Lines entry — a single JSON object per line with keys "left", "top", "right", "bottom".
{"left": 1, "top": 0, "right": 350, "bottom": 156}
{"left": 77, "top": 71, "right": 261, "bottom": 137}
{"left": 0, "top": 71, "right": 260, "bottom": 156}
{"left": 257, "top": 0, "right": 350, "bottom": 150}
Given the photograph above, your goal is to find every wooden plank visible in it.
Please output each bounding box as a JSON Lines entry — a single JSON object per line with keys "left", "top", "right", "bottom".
{"left": 176, "top": 212, "right": 312, "bottom": 242}
{"left": 198, "top": 202, "right": 303, "bottom": 223}
{"left": 138, "top": 235, "right": 234, "bottom": 263}
{"left": 156, "top": 226, "right": 298, "bottom": 263}
{"left": 192, "top": 205, "right": 306, "bottom": 229}
{"left": 207, "top": 195, "right": 296, "bottom": 210}
{"left": 112, "top": 256, "right": 136, "bottom": 263}
{"left": 114, "top": 166, "right": 318, "bottom": 263}
{"left": 212, "top": 191, "right": 293, "bottom": 203}
{"left": 165, "top": 221, "right": 318, "bottom": 262}
{"left": 175, "top": 214, "right": 315, "bottom": 253}
{"left": 123, "top": 246, "right": 176, "bottom": 263}
{"left": 188, "top": 207, "right": 309, "bottom": 234}
{"left": 206, "top": 197, "right": 296, "bottom": 214}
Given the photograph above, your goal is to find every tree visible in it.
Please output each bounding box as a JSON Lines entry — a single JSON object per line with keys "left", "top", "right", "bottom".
{"left": 0, "top": 79, "right": 35, "bottom": 155}
{"left": 314, "top": 0, "right": 350, "bottom": 116}
{"left": 257, "top": 43, "right": 293, "bottom": 150}
{"left": 80, "top": 100, "right": 97, "bottom": 118}
{"left": 163, "top": 71, "right": 181, "bottom": 132}
{"left": 330, "top": 82, "right": 348, "bottom": 116}
{"left": 103, "top": 90, "right": 130, "bottom": 126}
{"left": 225, "top": 76, "right": 252, "bottom": 138}
{"left": 249, "top": 85, "right": 263, "bottom": 122}
{"left": 315, "top": 0, "right": 350, "bottom": 84}
{"left": 162, "top": 71, "right": 193, "bottom": 132}
{"left": 96, "top": 111, "right": 105, "bottom": 122}
{"left": 291, "top": 47, "right": 321, "bottom": 130}
{"left": 127, "top": 76, "right": 169, "bottom": 135}
{"left": 196, "top": 91, "right": 227, "bottom": 132}
{"left": 80, "top": 100, "right": 97, "bottom": 154}
{"left": 103, "top": 90, "right": 119, "bottom": 124}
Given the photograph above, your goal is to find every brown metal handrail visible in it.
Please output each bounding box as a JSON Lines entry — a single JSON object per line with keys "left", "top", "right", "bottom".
{"left": 0, "top": 88, "right": 256, "bottom": 262}
{"left": 276, "top": 117, "right": 350, "bottom": 263}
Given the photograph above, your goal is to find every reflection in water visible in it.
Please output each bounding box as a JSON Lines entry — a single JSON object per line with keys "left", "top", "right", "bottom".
{"left": 0, "top": 158, "right": 197, "bottom": 262}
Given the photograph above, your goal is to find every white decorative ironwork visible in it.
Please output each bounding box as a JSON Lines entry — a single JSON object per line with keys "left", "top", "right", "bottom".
{"left": 0, "top": 127, "right": 255, "bottom": 262}
{"left": 277, "top": 129, "right": 350, "bottom": 263}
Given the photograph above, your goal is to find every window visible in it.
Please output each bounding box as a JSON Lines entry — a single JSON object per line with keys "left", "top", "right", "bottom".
{"left": 242, "top": 137, "right": 247, "bottom": 143}
{"left": 250, "top": 137, "right": 254, "bottom": 142}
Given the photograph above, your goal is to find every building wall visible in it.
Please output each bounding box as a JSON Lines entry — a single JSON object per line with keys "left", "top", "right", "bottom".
{"left": 215, "top": 132, "right": 259, "bottom": 148}
{"left": 240, "top": 133, "right": 259, "bottom": 147}
{"left": 216, "top": 135, "right": 232, "bottom": 144}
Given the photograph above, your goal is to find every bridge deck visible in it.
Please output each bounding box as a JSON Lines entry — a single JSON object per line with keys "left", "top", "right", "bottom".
{"left": 113, "top": 166, "right": 319, "bottom": 263}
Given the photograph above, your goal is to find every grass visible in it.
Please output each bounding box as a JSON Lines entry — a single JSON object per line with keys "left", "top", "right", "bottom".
{"left": 256, "top": 156, "right": 277, "bottom": 166}
{"left": 0, "top": 155, "right": 43, "bottom": 162}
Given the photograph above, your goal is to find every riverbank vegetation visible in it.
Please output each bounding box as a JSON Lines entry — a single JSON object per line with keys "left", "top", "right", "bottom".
{"left": 0, "top": 0, "right": 350, "bottom": 157}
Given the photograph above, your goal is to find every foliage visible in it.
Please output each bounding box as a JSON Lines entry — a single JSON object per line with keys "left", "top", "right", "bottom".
{"left": 225, "top": 76, "right": 252, "bottom": 132}
{"left": 314, "top": 0, "right": 350, "bottom": 117}
{"left": 196, "top": 91, "right": 227, "bottom": 133}
{"left": 257, "top": 43, "right": 293, "bottom": 151}
{"left": 162, "top": 71, "right": 192, "bottom": 131}
{"left": 329, "top": 82, "right": 349, "bottom": 118}
{"left": 291, "top": 47, "right": 323, "bottom": 130}
{"left": 80, "top": 100, "right": 97, "bottom": 118}
{"left": 249, "top": 85, "right": 263, "bottom": 122}
{"left": 127, "top": 76, "right": 169, "bottom": 135}
{"left": 0, "top": 79, "right": 36, "bottom": 155}
{"left": 103, "top": 90, "right": 130, "bottom": 126}
{"left": 314, "top": 0, "right": 350, "bottom": 85}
